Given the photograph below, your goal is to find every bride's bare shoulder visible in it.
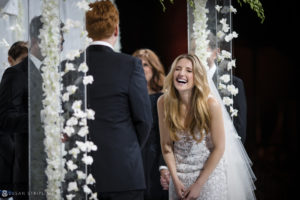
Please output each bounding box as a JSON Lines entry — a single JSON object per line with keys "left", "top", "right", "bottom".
{"left": 207, "top": 95, "right": 221, "bottom": 114}
{"left": 157, "top": 94, "right": 165, "bottom": 106}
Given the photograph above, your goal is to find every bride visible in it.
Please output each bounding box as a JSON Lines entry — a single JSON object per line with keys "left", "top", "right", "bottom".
{"left": 157, "top": 54, "right": 256, "bottom": 200}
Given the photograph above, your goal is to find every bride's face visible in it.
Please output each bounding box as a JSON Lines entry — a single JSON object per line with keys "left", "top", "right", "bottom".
{"left": 173, "top": 58, "right": 194, "bottom": 92}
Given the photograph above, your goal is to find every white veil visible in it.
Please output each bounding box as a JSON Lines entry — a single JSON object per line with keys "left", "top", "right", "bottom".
{"left": 207, "top": 77, "right": 257, "bottom": 200}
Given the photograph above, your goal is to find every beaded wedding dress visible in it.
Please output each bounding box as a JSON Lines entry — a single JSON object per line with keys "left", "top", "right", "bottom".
{"left": 169, "top": 77, "right": 256, "bottom": 200}
{"left": 169, "top": 130, "right": 228, "bottom": 200}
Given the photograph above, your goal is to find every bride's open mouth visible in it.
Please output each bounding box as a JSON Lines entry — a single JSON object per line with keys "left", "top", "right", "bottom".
{"left": 176, "top": 77, "right": 188, "bottom": 84}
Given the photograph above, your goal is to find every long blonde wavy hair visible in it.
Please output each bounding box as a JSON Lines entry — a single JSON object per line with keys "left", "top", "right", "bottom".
{"left": 164, "top": 54, "right": 211, "bottom": 142}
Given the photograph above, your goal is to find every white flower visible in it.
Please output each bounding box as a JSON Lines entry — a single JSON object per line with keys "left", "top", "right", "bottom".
{"left": 62, "top": 92, "right": 70, "bottom": 102}
{"left": 72, "top": 100, "right": 82, "bottom": 112}
{"left": 230, "top": 106, "right": 238, "bottom": 117}
{"left": 76, "top": 141, "right": 87, "bottom": 152}
{"left": 227, "top": 59, "right": 236, "bottom": 70}
{"left": 215, "top": 5, "right": 222, "bottom": 12}
{"left": 223, "top": 97, "right": 233, "bottom": 106}
{"left": 83, "top": 75, "right": 94, "bottom": 85}
{"left": 220, "top": 74, "right": 231, "bottom": 83}
{"left": 230, "top": 5, "right": 237, "bottom": 14}
{"left": 63, "top": 126, "right": 75, "bottom": 137}
{"left": 78, "top": 62, "right": 89, "bottom": 73}
{"left": 65, "top": 63, "right": 75, "bottom": 72}
{"left": 225, "top": 31, "right": 238, "bottom": 42}
{"left": 74, "top": 110, "right": 87, "bottom": 119}
{"left": 86, "top": 174, "right": 96, "bottom": 185}
{"left": 66, "top": 50, "right": 80, "bottom": 61}
{"left": 63, "top": 19, "right": 82, "bottom": 33}
{"left": 86, "top": 141, "right": 98, "bottom": 152}
{"left": 66, "top": 85, "right": 78, "bottom": 94}
{"left": 0, "top": 38, "right": 9, "bottom": 48}
{"left": 218, "top": 83, "right": 227, "bottom": 90}
{"left": 66, "top": 160, "right": 78, "bottom": 171}
{"left": 225, "top": 34, "right": 233, "bottom": 42}
{"left": 191, "top": 0, "right": 210, "bottom": 70}
{"left": 82, "top": 154, "right": 93, "bottom": 165}
{"left": 78, "top": 126, "right": 89, "bottom": 137}
{"left": 232, "top": 31, "right": 238, "bottom": 38}
{"left": 86, "top": 109, "right": 95, "bottom": 120}
{"left": 69, "top": 148, "right": 80, "bottom": 159}
{"left": 39, "top": 0, "right": 67, "bottom": 198}
{"left": 90, "top": 192, "right": 98, "bottom": 200}
{"left": 79, "top": 118, "right": 87, "bottom": 126}
{"left": 217, "top": 31, "right": 225, "bottom": 39}
{"left": 220, "top": 18, "right": 230, "bottom": 33}
{"left": 76, "top": 170, "right": 87, "bottom": 179}
{"left": 227, "top": 84, "right": 239, "bottom": 96}
{"left": 66, "top": 194, "right": 76, "bottom": 200}
{"left": 67, "top": 182, "right": 79, "bottom": 192}
{"left": 220, "top": 50, "right": 231, "bottom": 60}
{"left": 77, "top": 1, "right": 90, "bottom": 11}
{"left": 66, "top": 117, "right": 78, "bottom": 126}
{"left": 83, "top": 185, "right": 92, "bottom": 194}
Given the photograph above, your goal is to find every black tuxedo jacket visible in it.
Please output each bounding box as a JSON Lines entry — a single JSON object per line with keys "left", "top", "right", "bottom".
{"left": 0, "top": 57, "right": 28, "bottom": 196}
{"left": 0, "top": 57, "right": 28, "bottom": 133}
{"left": 0, "top": 56, "right": 45, "bottom": 198}
{"left": 86, "top": 45, "right": 152, "bottom": 193}
{"left": 232, "top": 75, "right": 247, "bottom": 143}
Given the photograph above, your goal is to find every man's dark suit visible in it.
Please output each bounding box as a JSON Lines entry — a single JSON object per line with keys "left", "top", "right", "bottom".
{"left": 212, "top": 72, "right": 247, "bottom": 143}
{"left": 0, "top": 56, "right": 45, "bottom": 199}
{"left": 86, "top": 45, "right": 152, "bottom": 195}
{"left": 0, "top": 57, "right": 28, "bottom": 198}
{"left": 231, "top": 75, "right": 247, "bottom": 143}
{"left": 0, "top": 130, "right": 14, "bottom": 191}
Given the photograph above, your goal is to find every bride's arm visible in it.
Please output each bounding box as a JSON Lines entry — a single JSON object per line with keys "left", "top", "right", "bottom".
{"left": 185, "top": 97, "right": 226, "bottom": 199}
{"left": 157, "top": 95, "right": 185, "bottom": 198}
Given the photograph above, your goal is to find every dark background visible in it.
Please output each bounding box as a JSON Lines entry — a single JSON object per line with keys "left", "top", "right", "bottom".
{"left": 116, "top": 0, "right": 297, "bottom": 199}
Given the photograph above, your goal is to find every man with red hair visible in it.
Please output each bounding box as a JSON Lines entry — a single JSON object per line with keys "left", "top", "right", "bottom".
{"left": 85, "top": 1, "right": 152, "bottom": 199}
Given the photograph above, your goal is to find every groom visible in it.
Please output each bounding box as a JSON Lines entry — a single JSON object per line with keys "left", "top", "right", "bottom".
{"left": 85, "top": 1, "right": 152, "bottom": 200}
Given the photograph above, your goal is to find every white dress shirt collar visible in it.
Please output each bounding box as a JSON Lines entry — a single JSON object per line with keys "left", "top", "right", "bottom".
{"left": 29, "top": 54, "right": 42, "bottom": 71}
{"left": 90, "top": 41, "right": 114, "bottom": 51}
{"left": 208, "top": 64, "right": 217, "bottom": 79}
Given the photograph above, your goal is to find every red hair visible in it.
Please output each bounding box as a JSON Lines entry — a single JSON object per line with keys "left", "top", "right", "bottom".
{"left": 85, "top": 0, "right": 119, "bottom": 40}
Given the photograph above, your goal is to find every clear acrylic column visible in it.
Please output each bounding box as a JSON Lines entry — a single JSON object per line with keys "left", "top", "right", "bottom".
{"left": 28, "top": 1, "right": 48, "bottom": 199}
{"left": 28, "top": 0, "right": 89, "bottom": 199}
{"left": 187, "top": 0, "right": 234, "bottom": 106}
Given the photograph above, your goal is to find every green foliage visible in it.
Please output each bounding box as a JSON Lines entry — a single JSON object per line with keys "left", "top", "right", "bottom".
{"left": 236, "top": 0, "right": 265, "bottom": 23}
{"left": 159, "top": 0, "right": 265, "bottom": 23}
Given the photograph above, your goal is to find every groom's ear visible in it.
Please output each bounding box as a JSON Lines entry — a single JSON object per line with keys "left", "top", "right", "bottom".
{"left": 114, "top": 25, "right": 119, "bottom": 37}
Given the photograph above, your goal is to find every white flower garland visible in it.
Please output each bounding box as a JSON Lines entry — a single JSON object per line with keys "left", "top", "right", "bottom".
{"left": 192, "top": 0, "right": 239, "bottom": 117}
{"left": 40, "top": 0, "right": 122, "bottom": 198}
{"left": 215, "top": 4, "right": 239, "bottom": 117}
{"left": 62, "top": 1, "right": 98, "bottom": 199}
{"left": 39, "top": 0, "right": 64, "bottom": 199}
{"left": 192, "top": 0, "right": 210, "bottom": 70}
